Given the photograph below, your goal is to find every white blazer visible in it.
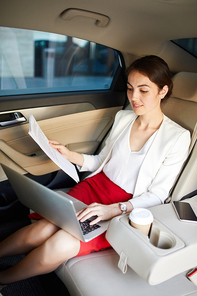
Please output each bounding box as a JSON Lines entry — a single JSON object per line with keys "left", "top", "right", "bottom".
{"left": 80, "top": 110, "right": 191, "bottom": 208}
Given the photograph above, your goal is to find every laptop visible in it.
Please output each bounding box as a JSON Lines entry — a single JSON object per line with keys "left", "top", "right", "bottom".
{"left": 1, "top": 164, "right": 110, "bottom": 242}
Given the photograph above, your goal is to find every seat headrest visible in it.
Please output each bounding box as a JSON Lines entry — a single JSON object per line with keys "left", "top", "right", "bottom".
{"left": 172, "top": 72, "right": 197, "bottom": 103}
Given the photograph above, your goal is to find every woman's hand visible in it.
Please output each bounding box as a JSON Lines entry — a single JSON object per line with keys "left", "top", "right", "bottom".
{"left": 49, "top": 140, "right": 71, "bottom": 159}
{"left": 77, "top": 201, "right": 134, "bottom": 225}
{"left": 49, "top": 140, "right": 84, "bottom": 166}
{"left": 76, "top": 203, "right": 121, "bottom": 225}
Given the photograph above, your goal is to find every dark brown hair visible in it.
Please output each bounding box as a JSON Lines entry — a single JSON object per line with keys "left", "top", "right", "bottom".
{"left": 126, "top": 55, "right": 173, "bottom": 99}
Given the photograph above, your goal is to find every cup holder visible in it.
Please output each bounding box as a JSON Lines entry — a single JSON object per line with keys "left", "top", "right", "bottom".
{"left": 149, "top": 226, "right": 176, "bottom": 249}
{"left": 119, "top": 215, "right": 185, "bottom": 255}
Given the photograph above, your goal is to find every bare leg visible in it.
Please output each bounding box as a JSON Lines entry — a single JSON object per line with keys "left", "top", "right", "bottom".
{"left": 0, "top": 229, "right": 80, "bottom": 284}
{"left": 0, "top": 219, "right": 60, "bottom": 258}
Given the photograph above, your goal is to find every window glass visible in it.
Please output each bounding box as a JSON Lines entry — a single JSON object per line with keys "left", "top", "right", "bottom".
{"left": 0, "top": 27, "right": 120, "bottom": 96}
{"left": 172, "top": 38, "right": 197, "bottom": 58}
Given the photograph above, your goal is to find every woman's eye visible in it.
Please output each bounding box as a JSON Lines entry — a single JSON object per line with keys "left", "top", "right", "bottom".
{"left": 141, "top": 90, "right": 148, "bottom": 93}
{"left": 127, "top": 87, "right": 133, "bottom": 92}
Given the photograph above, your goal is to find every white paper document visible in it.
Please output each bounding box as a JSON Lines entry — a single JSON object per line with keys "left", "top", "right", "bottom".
{"left": 28, "top": 115, "right": 79, "bottom": 183}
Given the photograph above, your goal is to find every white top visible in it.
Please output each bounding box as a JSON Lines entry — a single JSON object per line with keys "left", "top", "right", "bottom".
{"left": 103, "top": 122, "right": 157, "bottom": 194}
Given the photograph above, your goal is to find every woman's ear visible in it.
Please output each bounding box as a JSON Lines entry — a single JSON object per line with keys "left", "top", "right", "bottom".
{"left": 160, "top": 85, "right": 169, "bottom": 99}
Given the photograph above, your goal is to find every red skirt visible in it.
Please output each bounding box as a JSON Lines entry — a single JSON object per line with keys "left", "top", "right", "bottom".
{"left": 29, "top": 172, "right": 132, "bottom": 257}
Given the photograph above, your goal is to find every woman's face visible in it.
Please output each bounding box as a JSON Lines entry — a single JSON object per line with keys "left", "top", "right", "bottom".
{"left": 127, "top": 71, "right": 168, "bottom": 117}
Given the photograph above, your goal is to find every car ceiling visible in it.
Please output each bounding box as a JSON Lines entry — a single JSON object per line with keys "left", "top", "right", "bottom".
{"left": 0, "top": 0, "right": 197, "bottom": 72}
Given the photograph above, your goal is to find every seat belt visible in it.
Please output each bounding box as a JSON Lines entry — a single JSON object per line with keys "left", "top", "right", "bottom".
{"left": 180, "top": 189, "right": 197, "bottom": 201}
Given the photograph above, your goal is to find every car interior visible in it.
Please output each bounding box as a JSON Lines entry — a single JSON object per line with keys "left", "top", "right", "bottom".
{"left": 0, "top": 0, "right": 197, "bottom": 295}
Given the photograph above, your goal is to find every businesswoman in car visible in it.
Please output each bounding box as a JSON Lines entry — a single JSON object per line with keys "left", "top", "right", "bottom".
{"left": 0, "top": 55, "right": 190, "bottom": 290}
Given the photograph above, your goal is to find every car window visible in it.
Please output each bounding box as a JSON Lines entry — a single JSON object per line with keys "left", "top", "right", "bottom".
{"left": 0, "top": 27, "right": 121, "bottom": 97}
{"left": 172, "top": 38, "right": 197, "bottom": 58}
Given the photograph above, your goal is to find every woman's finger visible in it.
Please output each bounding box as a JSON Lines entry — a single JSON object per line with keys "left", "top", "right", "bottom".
{"left": 77, "top": 207, "right": 96, "bottom": 221}
{"left": 49, "top": 140, "right": 60, "bottom": 145}
{"left": 89, "top": 215, "right": 102, "bottom": 225}
{"left": 77, "top": 205, "right": 101, "bottom": 222}
{"left": 76, "top": 203, "right": 98, "bottom": 217}
{"left": 76, "top": 207, "right": 86, "bottom": 217}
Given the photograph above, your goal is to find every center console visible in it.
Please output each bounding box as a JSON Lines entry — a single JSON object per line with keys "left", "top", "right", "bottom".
{"left": 106, "top": 200, "right": 197, "bottom": 285}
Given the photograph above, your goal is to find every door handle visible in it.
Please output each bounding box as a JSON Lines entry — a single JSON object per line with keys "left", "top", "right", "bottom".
{"left": 0, "top": 112, "right": 27, "bottom": 127}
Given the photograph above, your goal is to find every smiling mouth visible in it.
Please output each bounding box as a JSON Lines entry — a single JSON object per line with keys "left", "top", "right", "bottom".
{"left": 133, "top": 104, "right": 143, "bottom": 109}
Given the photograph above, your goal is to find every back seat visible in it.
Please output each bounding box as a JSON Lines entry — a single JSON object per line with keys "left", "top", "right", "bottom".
{"left": 161, "top": 72, "right": 197, "bottom": 200}
{"left": 55, "top": 72, "right": 197, "bottom": 296}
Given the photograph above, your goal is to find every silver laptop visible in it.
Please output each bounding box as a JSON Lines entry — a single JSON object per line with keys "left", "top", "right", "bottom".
{"left": 1, "top": 164, "right": 109, "bottom": 242}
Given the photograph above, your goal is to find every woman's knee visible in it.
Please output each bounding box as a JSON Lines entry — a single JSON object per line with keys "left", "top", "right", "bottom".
{"left": 41, "top": 230, "right": 80, "bottom": 265}
{"left": 25, "top": 219, "right": 59, "bottom": 246}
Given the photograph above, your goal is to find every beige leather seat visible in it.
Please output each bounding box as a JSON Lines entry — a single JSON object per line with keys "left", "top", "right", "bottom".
{"left": 161, "top": 72, "right": 197, "bottom": 200}
{"left": 55, "top": 72, "right": 197, "bottom": 296}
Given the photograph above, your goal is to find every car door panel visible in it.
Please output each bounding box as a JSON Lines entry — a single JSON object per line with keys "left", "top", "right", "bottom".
{"left": 0, "top": 104, "right": 122, "bottom": 181}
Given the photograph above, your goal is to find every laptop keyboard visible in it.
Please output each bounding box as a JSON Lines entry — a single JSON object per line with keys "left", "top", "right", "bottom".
{"left": 79, "top": 219, "right": 101, "bottom": 235}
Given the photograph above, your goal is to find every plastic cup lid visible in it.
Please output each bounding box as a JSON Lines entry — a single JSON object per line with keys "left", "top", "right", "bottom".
{"left": 129, "top": 208, "right": 153, "bottom": 225}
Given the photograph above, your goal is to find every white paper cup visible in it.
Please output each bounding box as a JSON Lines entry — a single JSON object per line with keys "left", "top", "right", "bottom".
{"left": 129, "top": 208, "right": 153, "bottom": 235}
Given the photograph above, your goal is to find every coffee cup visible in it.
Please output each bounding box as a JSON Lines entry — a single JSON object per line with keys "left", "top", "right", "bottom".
{"left": 129, "top": 208, "right": 153, "bottom": 236}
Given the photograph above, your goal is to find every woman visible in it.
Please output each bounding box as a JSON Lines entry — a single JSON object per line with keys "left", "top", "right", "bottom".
{"left": 0, "top": 55, "right": 190, "bottom": 290}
